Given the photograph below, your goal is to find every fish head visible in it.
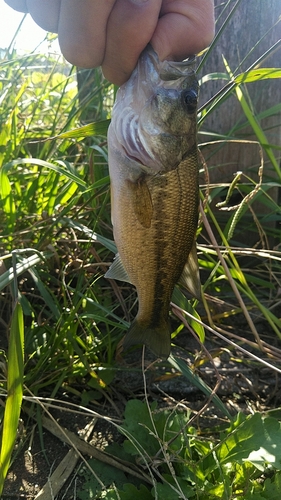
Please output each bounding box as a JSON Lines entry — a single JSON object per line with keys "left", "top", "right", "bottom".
{"left": 147, "top": 85, "right": 198, "bottom": 133}
{"left": 109, "top": 46, "right": 199, "bottom": 174}
{"left": 139, "top": 73, "right": 199, "bottom": 171}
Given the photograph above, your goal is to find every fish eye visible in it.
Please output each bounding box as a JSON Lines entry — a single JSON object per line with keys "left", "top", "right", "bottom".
{"left": 182, "top": 89, "right": 198, "bottom": 113}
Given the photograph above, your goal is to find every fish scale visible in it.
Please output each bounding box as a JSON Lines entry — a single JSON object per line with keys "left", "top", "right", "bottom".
{"left": 105, "top": 47, "right": 201, "bottom": 358}
{"left": 147, "top": 150, "right": 199, "bottom": 318}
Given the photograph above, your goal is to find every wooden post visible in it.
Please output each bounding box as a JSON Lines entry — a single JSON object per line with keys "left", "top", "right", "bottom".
{"left": 198, "top": 0, "right": 281, "bottom": 244}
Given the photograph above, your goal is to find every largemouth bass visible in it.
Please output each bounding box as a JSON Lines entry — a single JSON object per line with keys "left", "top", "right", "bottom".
{"left": 105, "top": 46, "right": 200, "bottom": 359}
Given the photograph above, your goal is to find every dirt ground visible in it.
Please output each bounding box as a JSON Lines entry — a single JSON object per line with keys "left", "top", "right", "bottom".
{"left": 2, "top": 320, "right": 281, "bottom": 499}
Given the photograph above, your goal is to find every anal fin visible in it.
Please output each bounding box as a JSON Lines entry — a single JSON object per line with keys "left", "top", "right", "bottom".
{"left": 105, "top": 253, "right": 132, "bottom": 283}
{"left": 178, "top": 241, "right": 201, "bottom": 300}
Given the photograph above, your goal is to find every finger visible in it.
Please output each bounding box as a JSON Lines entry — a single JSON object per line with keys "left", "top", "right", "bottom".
{"left": 58, "top": 0, "right": 115, "bottom": 68}
{"left": 4, "top": 0, "right": 28, "bottom": 12}
{"left": 151, "top": 0, "right": 215, "bottom": 61}
{"left": 26, "top": 0, "right": 61, "bottom": 32}
{"left": 102, "top": 0, "right": 162, "bottom": 85}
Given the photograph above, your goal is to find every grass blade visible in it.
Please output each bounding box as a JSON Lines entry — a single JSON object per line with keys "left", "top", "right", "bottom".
{"left": 169, "top": 355, "right": 231, "bottom": 419}
{"left": 53, "top": 119, "right": 110, "bottom": 139}
{"left": 63, "top": 217, "right": 117, "bottom": 253}
{"left": 0, "top": 252, "right": 49, "bottom": 292}
{"left": 234, "top": 67, "right": 281, "bottom": 84}
{"left": 0, "top": 301, "right": 24, "bottom": 494}
{"left": 223, "top": 56, "right": 281, "bottom": 180}
{"left": 3, "top": 158, "right": 88, "bottom": 190}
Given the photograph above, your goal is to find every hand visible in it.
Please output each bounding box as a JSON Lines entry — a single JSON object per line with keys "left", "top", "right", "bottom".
{"left": 5, "top": 0, "right": 215, "bottom": 85}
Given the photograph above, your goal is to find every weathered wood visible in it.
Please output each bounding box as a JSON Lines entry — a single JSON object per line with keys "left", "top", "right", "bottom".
{"left": 35, "top": 448, "right": 79, "bottom": 500}
{"left": 198, "top": 0, "right": 281, "bottom": 242}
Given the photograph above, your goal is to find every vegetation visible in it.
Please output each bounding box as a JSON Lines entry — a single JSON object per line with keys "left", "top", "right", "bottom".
{"left": 0, "top": 1, "right": 281, "bottom": 497}
{"left": 78, "top": 400, "right": 281, "bottom": 500}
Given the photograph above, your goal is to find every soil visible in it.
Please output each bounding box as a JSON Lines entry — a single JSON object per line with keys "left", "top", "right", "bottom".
{"left": 2, "top": 320, "right": 281, "bottom": 500}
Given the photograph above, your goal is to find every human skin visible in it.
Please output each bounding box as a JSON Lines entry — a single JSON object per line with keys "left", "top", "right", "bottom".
{"left": 5, "top": 0, "right": 215, "bottom": 85}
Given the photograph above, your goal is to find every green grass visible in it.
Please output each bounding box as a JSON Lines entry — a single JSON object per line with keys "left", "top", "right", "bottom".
{"left": 0, "top": 2, "right": 281, "bottom": 497}
{"left": 0, "top": 299, "right": 24, "bottom": 495}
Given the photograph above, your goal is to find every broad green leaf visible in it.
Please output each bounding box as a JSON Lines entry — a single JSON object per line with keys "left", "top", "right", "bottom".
{"left": 77, "top": 458, "right": 127, "bottom": 500}
{"left": 121, "top": 400, "right": 189, "bottom": 461}
{"left": 217, "top": 413, "right": 281, "bottom": 470}
{"left": 206, "top": 482, "right": 229, "bottom": 497}
{"left": 100, "top": 490, "right": 119, "bottom": 500}
{"left": 153, "top": 476, "right": 193, "bottom": 500}
{"left": 122, "top": 400, "right": 160, "bottom": 457}
{"left": 115, "top": 484, "right": 153, "bottom": 500}
{"left": 258, "top": 471, "right": 281, "bottom": 500}
{"left": 245, "top": 494, "right": 265, "bottom": 500}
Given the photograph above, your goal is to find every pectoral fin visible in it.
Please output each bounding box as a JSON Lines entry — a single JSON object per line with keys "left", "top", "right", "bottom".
{"left": 126, "top": 175, "right": 153, "bottom": 228}
{"left": 178, "top": 241, "right": 201, "bottom": 300}
{"left": 105, "top": 253, "right": 132, "bottom": 283}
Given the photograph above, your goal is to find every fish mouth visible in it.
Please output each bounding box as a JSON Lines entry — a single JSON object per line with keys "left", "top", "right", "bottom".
{"left": 159, "top": 54, "right": 197, "bottom": 82}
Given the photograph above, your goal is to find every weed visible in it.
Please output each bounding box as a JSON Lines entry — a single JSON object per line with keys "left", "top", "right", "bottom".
{"left": 0, "top": 0, "right": 281, "bottom": 496}
{"left": 77, "top": 399, "right": 281, "bottom": 500}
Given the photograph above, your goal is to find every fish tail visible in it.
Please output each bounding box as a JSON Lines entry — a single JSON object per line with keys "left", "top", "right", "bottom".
{"left": 123, "top": 318, "right": 171, "bottom": 359}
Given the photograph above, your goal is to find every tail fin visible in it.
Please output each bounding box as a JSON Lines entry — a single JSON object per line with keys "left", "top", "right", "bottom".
{"left": 123, "top": 318, "right": 171, "bottom": 359}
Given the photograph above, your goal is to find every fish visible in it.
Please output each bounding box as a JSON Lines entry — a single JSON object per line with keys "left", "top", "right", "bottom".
{"left": 105, "top": 45, "right": 201, "bottom": 359}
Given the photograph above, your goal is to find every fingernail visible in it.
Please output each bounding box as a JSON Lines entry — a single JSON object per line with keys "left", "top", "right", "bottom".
{"left": 129, "top": 0, "right": 150, "bottom": 4}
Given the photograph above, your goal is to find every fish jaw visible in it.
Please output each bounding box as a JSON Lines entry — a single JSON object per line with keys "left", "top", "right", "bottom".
{"left": 110, "top": 47, "right": 198, "bottom": 174}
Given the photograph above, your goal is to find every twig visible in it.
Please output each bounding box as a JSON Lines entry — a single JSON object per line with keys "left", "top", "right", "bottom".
{"left": 171, "top": 302, "right": 281, "bottom": 375}
{"left": 23, "top": 393, "right": 152, "bottom": 486}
